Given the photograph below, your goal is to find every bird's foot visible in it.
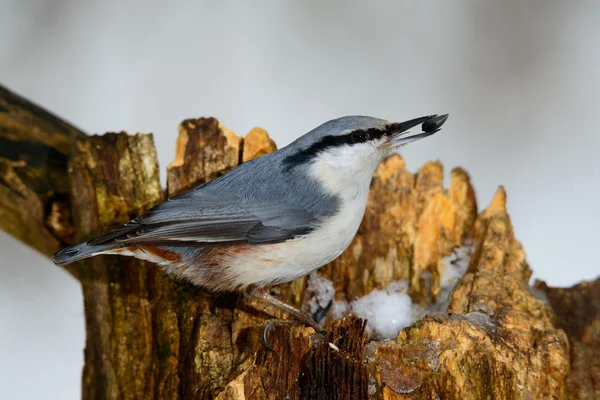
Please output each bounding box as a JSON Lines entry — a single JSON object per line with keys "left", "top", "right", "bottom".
{"left": 254, "top": 288, "right": 326, "bottom": 334}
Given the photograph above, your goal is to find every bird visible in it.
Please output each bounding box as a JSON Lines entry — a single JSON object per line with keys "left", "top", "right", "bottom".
{"left": 53, "top": 113, "right": 448, "bottom": 331}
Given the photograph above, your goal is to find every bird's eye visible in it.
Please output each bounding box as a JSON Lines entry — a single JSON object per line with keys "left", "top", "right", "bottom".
{"left": 352, "top": 131, "right": 368, "bottom": 143}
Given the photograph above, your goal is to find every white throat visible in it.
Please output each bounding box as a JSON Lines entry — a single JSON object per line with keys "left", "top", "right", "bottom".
{"left": 308, "top": 143, "right": 384, "bottom": 200}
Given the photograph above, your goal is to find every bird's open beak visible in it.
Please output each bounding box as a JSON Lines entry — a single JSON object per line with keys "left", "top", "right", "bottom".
{"left": 386, "top": 114, "right": 449, "bottom": 146}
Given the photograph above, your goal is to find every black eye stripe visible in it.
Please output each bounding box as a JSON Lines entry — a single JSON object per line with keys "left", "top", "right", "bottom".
{"left": 282, "top": 127, "right": 386, "bottom": 170}
{"left": 349, "top": 127, "right": 385, "bottom": 143}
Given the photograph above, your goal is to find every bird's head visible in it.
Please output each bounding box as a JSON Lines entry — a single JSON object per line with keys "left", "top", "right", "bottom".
{"left": 281, "top": 114, "right": 448, "bottom": 197}
{"left": 282, "top": 114, "right": 448, "bottom": 190}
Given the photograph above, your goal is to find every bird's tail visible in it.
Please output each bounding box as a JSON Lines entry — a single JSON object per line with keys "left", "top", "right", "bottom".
{"left": 52, "top": 241, "right": 109, "bottom": 266}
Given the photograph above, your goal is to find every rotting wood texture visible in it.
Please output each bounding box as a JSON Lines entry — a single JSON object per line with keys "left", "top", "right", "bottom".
{"left": 536, "top": 278, "right": 600, "bottom": 400}
{"left": 1, "top": 84, "right": 598, "bottom": 399}
{"left": 0, "top": 84, "right": 84, "bottom": 262}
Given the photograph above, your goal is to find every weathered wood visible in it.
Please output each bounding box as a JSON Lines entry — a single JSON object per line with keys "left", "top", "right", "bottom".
{"left": 167, "top": 118, "right": 242, "bottom": 196}
{"left": 367, "top": 188, "right": 569, "bottom": 399}
{"left": 0, "top": 84, "right": 84, "bottom": 258}
{"left": 536, "top": 278, "right": 600, "bottom": 399}
{"left": 69, "top": 132, "right": 165, "bottom": 399}
{"left": 2, "top": 85, "right": 597, "bottom": 399}
{"left": 241, "top": 127, "right": 276, "bottom": 163}
{"left": 216, "top": 317, "right": 368, "bottom": 400}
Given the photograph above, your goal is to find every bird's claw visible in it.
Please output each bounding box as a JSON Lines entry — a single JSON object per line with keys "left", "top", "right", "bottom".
{"left": 262, "top": 319, "right": 327, "bottom": 351}
{"left": 263, "top": 321, "right": 277, "bottom": 352}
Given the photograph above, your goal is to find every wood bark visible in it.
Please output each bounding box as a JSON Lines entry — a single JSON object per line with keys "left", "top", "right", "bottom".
{"left": 1, "top": 84, "right": 598, "bottom": 399}
{"left": 0, "top": 84, "right": 84, "bottom": 264}
{"left": 536, "top": 278, "right": 600, "bottom": 399}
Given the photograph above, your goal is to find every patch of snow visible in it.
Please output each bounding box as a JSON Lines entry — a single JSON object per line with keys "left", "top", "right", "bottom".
{"left": 307, "top": 243, "right": 475, "bottom": 340}
{"left": 302, "top": 272, "right": 335, "bottom": 321}
{"left": 346, "top": 280, "right": 420, "bottom": 340}
{"left": 330, "top": 300, "right": 349, "bottom": 320}
{"left": 430, "top": 241, "right": 474, "bottom": 313}
{"left": 440, "top": 239, "right": 473, "bottom": 288}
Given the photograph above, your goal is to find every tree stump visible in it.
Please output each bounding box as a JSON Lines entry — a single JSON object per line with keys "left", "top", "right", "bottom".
{"left": 1, "top": 84, "right": 597, "bottom": 399}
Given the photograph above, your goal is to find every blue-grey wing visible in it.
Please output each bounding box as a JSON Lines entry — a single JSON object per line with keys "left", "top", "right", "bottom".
{"left": 87, "top": 190, "right": 320, "bottom": 246}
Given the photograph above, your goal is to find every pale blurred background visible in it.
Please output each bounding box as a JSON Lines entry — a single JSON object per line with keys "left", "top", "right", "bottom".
{"left": 1, "top": 1, "right": 599, "bottom": 398}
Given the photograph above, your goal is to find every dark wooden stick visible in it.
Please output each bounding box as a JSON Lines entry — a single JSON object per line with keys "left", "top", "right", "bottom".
{"left": 0, "top": 84, "right": 85, "bottom": 268}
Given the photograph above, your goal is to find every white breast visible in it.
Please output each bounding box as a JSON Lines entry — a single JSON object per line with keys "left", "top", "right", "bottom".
{"left": 224, "top": 192, "right": 368, "bottom": 288}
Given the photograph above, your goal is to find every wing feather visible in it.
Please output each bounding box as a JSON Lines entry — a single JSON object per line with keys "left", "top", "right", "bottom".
{"left": 87, "top": 192, "right": 320, "bottom": 246}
